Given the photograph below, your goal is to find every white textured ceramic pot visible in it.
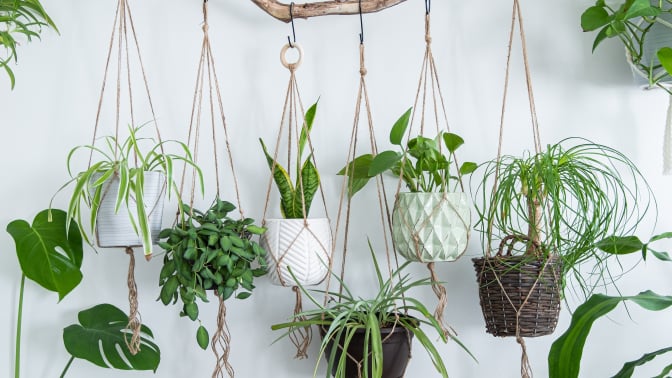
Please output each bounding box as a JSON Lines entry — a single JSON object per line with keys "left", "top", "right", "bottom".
{"left": 261, "top": 218, "right": 332, "bottom": 287}
{"left": 630, "top": 9, "right": 672, "bottom": 87}
{"left": 392, "top": 192, "right": 470, "bottom": 262}
{"left": 93, "top": 171, "right": 166, "bottom": 249}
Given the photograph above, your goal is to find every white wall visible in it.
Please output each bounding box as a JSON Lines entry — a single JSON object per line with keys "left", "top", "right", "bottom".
{"left": 2, "top": 0, "right": 672, "bottom": 377}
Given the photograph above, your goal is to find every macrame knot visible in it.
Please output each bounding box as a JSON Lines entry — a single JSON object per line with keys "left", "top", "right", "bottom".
{"left": 359, "top": 67, "right": 368, "bottom": 76}
{"left": 425, "top": 34, "right": 432, "bottom": 44}
{"left": 202, "top": 24, "right": 209, "bottom": 33}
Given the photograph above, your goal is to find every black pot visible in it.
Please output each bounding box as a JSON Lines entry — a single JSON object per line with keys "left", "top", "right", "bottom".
{"left": 320, "top": 322, "right": 413, "bottom": 378}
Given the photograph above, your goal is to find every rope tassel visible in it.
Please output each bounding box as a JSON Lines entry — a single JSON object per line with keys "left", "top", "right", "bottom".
{"left": 289, "top": 286, "right": 312, "bottom": 359}
{"left": 124, "top": 247, "right": 142, "bottom": 355}
{"left": 663, "top": 94, "right": 672, "bottom": 175}
{"left": 212, "top": 296, "right": 234, "bottom": 378}
{"left": 426, "top": 263, "right": 455, "bottom": 339}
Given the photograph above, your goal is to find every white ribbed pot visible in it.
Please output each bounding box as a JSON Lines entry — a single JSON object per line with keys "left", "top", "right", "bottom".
{"left": 93, "top": 171, "right": 166, "bottom": 249}
{"left": 629, "top": 7, "right": 672, "bottom": 87}
{"left": 261, "top": 218, "right": 332, "bottom": 287}
{"left": 392, "top": 192, "right": 470, "bottom": 262}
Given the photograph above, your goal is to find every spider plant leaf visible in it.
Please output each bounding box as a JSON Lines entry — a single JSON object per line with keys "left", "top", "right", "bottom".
{"left": 6, "top": 209, "right": 83, "bottom": 300}
{"left": 116, "top": 164, "right": 129, "bottom": 214}
{"left": 390, "top": 107, "right": 412, "bottom": 146}
{"left": 63, "top": 303, "right": 160, "bottom": 371}
{"left": 259, "top": 138, "right": 295, "bottom": 218}
{"left": 612, "top": 346, "right": 672, "bottom": 378}
{"left": 134, "top": 171, "right": 152, "bottom": 256}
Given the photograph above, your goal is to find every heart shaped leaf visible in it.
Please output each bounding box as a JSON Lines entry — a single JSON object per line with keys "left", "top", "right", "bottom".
{"left": 6, "top": 209, "right": 83, "bottom": 300}
{"left": 63, "top": 303, "right": 160, "bottom": 372}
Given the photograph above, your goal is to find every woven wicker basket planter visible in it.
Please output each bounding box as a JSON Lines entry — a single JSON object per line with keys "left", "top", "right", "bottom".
{"left": 472, "top": 237, "right": 562, "bottom": 337}
{"left": 261, "top": 218, "right": 332, "bottom": 287}
{"left": 392, "top": 192, "right": 470, "bottom": 263}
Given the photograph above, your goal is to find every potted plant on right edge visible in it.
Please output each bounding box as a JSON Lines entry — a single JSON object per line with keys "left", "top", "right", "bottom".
{"left": 472, "top": 138, "right": 653, "bottom": 338}
{"left": 271, "top": 241, "right": 475, "bottom": 378}
{"left": 581, "top": 0, "right": 672, "bottom": 88}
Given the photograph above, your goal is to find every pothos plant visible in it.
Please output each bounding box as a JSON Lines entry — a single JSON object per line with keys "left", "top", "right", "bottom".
{"left": 259, "top": 101, "right": 319, "bottom": 218}
{"left": 581, "top": 0, "right": 672, "bottom": 89}
{"left": 338, "top": 107, "right": 477, "bottom": 197}
{"left": 51, "top": 122, "right": 203, "bottom": 257}
{"left": 1, "top": 0, "right": 57, "bottom": 88}
{"left": 158, "top": 198, "right": 268, "bottom": 349}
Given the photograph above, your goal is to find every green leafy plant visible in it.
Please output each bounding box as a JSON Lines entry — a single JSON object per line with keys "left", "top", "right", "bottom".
{"left": 271, "top": 241, "right": 474, "bottom": 377}
{"left": 51, "top": 122, "right": 203, "bottom": 257}
{"left": 474, "top": 138, "right": 652, "bottom": 297}
{"left": 158, "top": 198, "right": 268, "bottom": 349}
{"left": 260, "top": 101, "right": 319, "bottom": 218}
{"left": 548, "top": 290, "right": 672, "bottom": 378}
{"left": 62, "top": 303, "right": 161, "bottom": 375}
{"left": 581, "top": 0, "right": 672, "bottom": 88}
{"left": 338, "top": 107, "right": 477, "bottom": 197}
{"left": 0, "top": 0, "right": 57, "bottom": 88}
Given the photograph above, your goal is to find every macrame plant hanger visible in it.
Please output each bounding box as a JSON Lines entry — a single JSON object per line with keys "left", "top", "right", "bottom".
{"left": 481, "top": 1, "right": 545, "bottom": 377}
{"left": 390, "top": 0, "right": 466, "bottom": 338}
{"left": 176, "top": 2, "right": 243, "bottom": 376}
{"left": 260, "top": 5, "right": 333, "bottom": 359}
{"left": 325, "top": 4, "right": 406, "bottom": 373}
{"left": 89, "top": 0, "right": 164, "bottom": 356}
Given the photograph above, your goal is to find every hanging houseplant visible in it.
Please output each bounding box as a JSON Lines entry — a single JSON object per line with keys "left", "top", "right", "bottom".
{"left": 472, "top": 138, "right": 652, "bottom": 337}
{"left": 52, "top": 122, "right": 203, "bottom": 258}
{"left": 339, "top": 107, "right": 476, "bottom": 263}
{"left": 260, "top": 101, "right": 332, "bottom": 287}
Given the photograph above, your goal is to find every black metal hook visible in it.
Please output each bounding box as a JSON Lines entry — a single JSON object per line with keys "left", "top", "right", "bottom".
{"left": 425, "top": 0, "right": 430, "bottom": 14}
{"left": 358, "top": 0, "right": 364, "bottom": 44}
{"left": 288, "top": 2, "right": 296, "bottom": 47}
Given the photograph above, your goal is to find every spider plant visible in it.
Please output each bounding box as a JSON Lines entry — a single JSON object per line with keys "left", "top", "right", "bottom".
{"left": 271, "top": 241, "right": 474, "bottom": 377}
{"left": 51, "top": 122, "right": 203, "bottom": 257}
{"left": 474, "top": 138, "right": 653, "bottom": 297}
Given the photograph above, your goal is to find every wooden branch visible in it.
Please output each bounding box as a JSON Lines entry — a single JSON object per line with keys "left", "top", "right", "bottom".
{"left": 250, "top": 0, "right": 409, "bottom": 23}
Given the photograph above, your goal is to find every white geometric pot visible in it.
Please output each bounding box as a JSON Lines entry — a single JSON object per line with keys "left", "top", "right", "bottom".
{"left": 392, "top": 192, "right": 470, "bottom": 263}
{"left": 93, "top": 171, "right": 166, "bottom": 249}
{"left": 261, "top": 218, "right": 332, "bottom": 287}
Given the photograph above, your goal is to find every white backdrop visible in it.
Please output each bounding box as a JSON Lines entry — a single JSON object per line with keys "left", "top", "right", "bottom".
{"left": 2, "top": 0, "right": 672, "bottom": 377}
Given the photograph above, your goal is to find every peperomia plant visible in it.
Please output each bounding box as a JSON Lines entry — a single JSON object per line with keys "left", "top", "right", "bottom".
{"left": 259, "top": 101, "right": 319, "bottom": 218}
{"left": 338, "top": 107, "right": 477, "bottom": 197}
{"left": 581, "top": 0, "right": 672, "bottom": 88}
{"left": 157, "top": 198, "right": 268, "bottom": 349}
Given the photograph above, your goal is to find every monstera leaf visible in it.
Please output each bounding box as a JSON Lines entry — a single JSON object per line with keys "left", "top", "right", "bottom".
{"left": 63, "top": 304, "right": 160, "bottom": 371}
{"left": 6, "top": 209, "right": 83, "bottom": 300}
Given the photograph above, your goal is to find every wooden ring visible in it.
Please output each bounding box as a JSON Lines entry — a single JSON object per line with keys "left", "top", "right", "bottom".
{"left": 280, "top": 42, "right": 303, "bottom": 69}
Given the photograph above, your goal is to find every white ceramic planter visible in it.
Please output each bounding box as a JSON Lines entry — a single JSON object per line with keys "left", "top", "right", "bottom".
{"left": 629, "top": 8, "right": 672, "bottom": 87}
{"left": 261, "top": 218, "right": 332, "bottom": 287}
{"left": 392, "top": 192, "right": 470, "bottom": 262}
{"left": 93, "top": 171, "right": 166, "bottom": 249}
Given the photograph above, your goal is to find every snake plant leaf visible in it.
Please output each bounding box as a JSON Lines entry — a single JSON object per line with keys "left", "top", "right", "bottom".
{"left": 289, "top": 157, "right": 319, "bottom": 218}
{"left": 298, "top": 101, "right": 318, "bottom": 158}
{"left": 260, "top": 138, "right": 295, "bottom": 218}
{"left": 6, "top": 209, "right": 83, "bottom": 300}
{"left": 612, "top": 347, "right": 672, "bottom": 378}
{"left": 389, "top": 107, "right": 412, "bottom": 146}
{"left": 63, "top": 303, "right": 160, "bottom": 372}
{"left": 549, "top": 291, "right": 672, "bottom": 378}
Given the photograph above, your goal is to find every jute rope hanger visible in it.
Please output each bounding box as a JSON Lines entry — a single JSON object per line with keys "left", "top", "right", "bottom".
{"left": 177, "top": 2, "right": 244, "bottom": 376}
{"left": 89, "top": 0, "right": 164, "bottom": 356}
{"left": 480, "top": 1, "right": 547, "bottom": 377}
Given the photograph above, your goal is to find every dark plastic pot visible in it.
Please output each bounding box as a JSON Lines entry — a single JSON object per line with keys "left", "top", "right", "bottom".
{"left": 320, "top": 322, "right": 413, "bottom": 378}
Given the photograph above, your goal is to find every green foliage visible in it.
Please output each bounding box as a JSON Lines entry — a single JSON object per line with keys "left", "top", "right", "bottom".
{"left": 0, "top": 0, "right": 57, "bottom": 89}
{"left": 158, "top": 198, "right": 268, "bottom": 349}
{"left": 271, "top": 242, "right": 474, "bottom": 377}
{"left": 474, "top": 138, "right": 652, "bottom": 298}
{"left": 63, "top": 303, "right": 160, "bottom": 372}
{"left": 581, "top": 0, "right": 672, "bottom": 88}
{"left": 339, "top": 107, "right": 476, "bottom": 197}
{"left": 548, "top": 291, "right": 672, "bottom": 378}
{"left": 596, "top": 231, "right": 672, "bottom": 261}
{"left": 51, "top": 122, "right": 203, "bottom": 256}
{"left": 260, "top": 101, "right": 320, "bottom": 219}
{"left": 6, "top": 209, "right": 83, "bottom": 300}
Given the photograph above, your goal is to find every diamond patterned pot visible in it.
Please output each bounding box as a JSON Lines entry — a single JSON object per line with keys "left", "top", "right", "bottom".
{"left": 392, "top": 192, "right": 470, "bottom": 262}
{"left": 261, "top": 218, "right": 332, "bottom": 287}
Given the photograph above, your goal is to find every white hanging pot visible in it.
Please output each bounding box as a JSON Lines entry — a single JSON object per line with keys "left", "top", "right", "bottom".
{"left": 629, "top": 8, "right": 672, "bottom": 87}
{"left": 392, "top": 192, "right": 470, "bottom": 263}
{"left": 261, "top": 218, "right": 332, "bottom": 287}
{"left": 93, "top": 171, "right": 166, "bottom": 249}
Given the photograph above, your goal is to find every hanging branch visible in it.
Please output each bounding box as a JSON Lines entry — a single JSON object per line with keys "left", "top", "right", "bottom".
{"left": 250, "top": 0, "right": 408, "bottom": 22}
